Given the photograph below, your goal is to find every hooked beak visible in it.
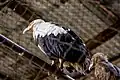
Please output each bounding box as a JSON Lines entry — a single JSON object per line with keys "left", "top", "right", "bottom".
{"left": 88, "top": 62, "right": 93, "bottom": 71}
{"left": 22, "top": 19, "right": 45, "bottom": 34}
{"left": 22, "top": 21, "right": 34, "bottom": 34}
{"left": 23, "top": 28, "right": 29, "bottom": 34}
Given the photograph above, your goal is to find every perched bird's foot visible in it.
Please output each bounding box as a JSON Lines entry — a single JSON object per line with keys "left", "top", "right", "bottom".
{"left": 50, "top": 59, "right": 64, "bottom": 73}
{"left": 51, "top": 60, "right": 55, "bottom": 66}
{"left": 58, "top": 58, "right": 63, "bottom": 69}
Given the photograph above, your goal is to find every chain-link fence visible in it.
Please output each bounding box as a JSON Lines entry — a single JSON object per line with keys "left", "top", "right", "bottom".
{"left": 0, "top": 0, "right": 120, "bottom": 80}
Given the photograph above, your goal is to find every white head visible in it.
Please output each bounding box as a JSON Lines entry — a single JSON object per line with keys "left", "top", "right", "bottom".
{"left": 23, "top": 19, "right": 45, "bottom": 34}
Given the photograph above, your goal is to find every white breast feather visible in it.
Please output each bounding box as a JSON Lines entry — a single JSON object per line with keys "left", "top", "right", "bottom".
{"left": 33, "top": 22, "right": 67, "bottom": 39}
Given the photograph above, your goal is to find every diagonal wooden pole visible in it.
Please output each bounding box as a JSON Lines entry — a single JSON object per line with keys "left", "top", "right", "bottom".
{"left": 0, "top": 34, "right": 75, "bottom": 80}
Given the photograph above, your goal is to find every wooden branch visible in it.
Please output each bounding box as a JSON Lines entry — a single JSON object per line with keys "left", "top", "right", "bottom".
{"left": 0, "top": 34, "right": 75, "bottom": 80}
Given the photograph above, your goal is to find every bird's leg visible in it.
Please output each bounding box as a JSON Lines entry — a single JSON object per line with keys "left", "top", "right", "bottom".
{"left": 51, "top": 59, "right": 64, "bottom": 70}
{"left": 51, "top": 60, "right": 60, "bottom": 67}
{"left": 51, "top": 60, "right": 55, "bottom": 66}
{"left": 58, "top": 58, "right": 64, "bottom": 69}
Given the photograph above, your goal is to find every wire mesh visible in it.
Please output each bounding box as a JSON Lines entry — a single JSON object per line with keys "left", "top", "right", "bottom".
{"left": 0, "top": 0, "right": 120, "bottom": 80}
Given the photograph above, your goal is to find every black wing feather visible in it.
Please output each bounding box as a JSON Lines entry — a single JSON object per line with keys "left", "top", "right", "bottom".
{"left": 36, "top": 26, "right": 90, "bottom": 64}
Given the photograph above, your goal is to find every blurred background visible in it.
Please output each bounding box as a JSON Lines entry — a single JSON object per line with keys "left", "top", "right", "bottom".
{"left": 0, "top": 0, "right": 120, "bottom": 80}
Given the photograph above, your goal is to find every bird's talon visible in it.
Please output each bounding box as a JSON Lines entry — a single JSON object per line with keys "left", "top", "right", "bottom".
{"left": 51, "top": 60, "right": 55, "bottom": 66}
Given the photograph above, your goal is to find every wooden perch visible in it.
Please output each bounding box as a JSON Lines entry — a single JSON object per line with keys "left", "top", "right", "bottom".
{"left": 0, "top": 34, "right": 75, "bottom": 80}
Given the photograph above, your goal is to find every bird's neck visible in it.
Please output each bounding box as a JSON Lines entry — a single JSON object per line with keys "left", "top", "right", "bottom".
{"left": 33, "top": 22, "right": 54, "bottom": 38}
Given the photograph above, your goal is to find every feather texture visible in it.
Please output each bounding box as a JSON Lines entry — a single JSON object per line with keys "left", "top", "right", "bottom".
{"left": 23, "top": 19, "right": 91, "bottom": 76}
{"left": 91, "top": 53, "right": 120, "bottom": 80}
